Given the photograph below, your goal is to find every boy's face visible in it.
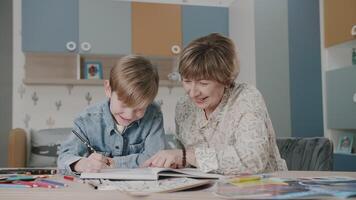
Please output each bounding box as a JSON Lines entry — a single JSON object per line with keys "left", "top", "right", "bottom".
{"left": 104, "top": 81, "right": 147, "bottom": 126}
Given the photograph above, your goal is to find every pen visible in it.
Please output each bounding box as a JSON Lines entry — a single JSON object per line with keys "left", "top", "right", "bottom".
{"left": 72, "top": 130, "right": 96, "bottom": 154}
{"left": 71, "top": 130, "right": 112, "bottom": 166}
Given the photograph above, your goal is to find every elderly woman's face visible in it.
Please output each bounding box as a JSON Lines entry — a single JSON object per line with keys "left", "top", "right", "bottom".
{"left": 182, "top": 78, "right": 225, "bottom": 114}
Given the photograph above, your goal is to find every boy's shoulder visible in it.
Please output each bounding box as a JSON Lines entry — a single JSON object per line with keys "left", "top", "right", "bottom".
{"left": 144, "top": 101, "right": 162, "bottom": 118}
{"left": 76, "top": 100, "right": 108, "bottom": 120}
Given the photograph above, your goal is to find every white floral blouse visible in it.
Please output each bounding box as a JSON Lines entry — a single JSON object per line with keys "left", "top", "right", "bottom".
{"left": 175, "top": 83, "right": 287, "bottom": 175}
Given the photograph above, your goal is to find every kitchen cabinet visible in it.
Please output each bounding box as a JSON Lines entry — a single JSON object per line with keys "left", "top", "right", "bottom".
{"left": 334, "top": 153, "right": 356, "bottom": 171}
{"left": 324, "top": 0, "right": 356, "bottom": 47}
{"left": 326, "top": 66, "right": 356, "bottom": 129}
{"left": 22, "top": 1, "right": 229, "bottom": 86}
{"left": 22, "top": 0, "right": 131, "bottom": 55}
{"left": 182, "top": 5, "right": 229, "bottom": 47}
{"left": 132, "top": 2, "right": 182, "bottom": 57}
{"left": 79, "top": 0, "right": 131, "bottom": 55}
{"left": 22, "top": 0, "right": 78, "bottom": 53}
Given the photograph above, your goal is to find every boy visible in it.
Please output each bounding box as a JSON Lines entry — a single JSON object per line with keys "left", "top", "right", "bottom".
{"left": 58, "top": 55, "right": 166, "bottom": 173}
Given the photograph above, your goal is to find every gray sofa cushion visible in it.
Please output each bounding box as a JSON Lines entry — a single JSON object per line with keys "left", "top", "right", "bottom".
{"left": 28, "top": 128, "right": 72, "bottom": 167}
{"left": 277, "top": 137, "right": 333, "bottom": 171}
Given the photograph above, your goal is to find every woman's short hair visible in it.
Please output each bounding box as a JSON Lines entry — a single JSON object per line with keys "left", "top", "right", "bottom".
{"left": 179, "top": 33, "right": 239, "bottom": 86}
{"left": 109, "top": 55, "right": 159, "bottom": 108}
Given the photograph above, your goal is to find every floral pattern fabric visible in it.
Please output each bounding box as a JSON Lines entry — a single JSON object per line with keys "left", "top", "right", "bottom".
{"left": 175, "top": 83, "right": 287, "bottom": 175}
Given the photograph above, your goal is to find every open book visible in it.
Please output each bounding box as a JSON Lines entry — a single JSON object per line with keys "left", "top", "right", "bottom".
{"left": 88, "top": 177, "right": 213, "bottom": 194}
{"left": 80, "top": 167, "right": 223, "bottom": 180}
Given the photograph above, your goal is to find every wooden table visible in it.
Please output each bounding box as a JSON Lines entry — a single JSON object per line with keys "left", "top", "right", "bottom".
{"left": 1, "top": 171, "right": 356, "bottom": 200}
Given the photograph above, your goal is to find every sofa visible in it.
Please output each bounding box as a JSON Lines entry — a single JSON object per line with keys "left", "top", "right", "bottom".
{"left": 8, "top": 128, "right": 334, "bottom": 171}
{"left": 8, "top": 128, "right": 71, "bottom": 168}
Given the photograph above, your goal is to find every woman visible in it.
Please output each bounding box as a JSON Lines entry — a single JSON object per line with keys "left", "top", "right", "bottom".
{"left": 143, "top": 33, "right": 287, "bottom": 174}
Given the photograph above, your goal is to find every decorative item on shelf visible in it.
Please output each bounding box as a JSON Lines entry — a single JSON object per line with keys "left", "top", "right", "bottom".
{"left": 336, "top": 133, "right": 354, "bottom": 154}
{"left": 84, "top": 61, "right": 103, "bottom": 80}
{"left": 167, "top": 71, "right": 181, "bottom": 94}
{"left": 352, "top": 48, "right": 356, "bottom": 65}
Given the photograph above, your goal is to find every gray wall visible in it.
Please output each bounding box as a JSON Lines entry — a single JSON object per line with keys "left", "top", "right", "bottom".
{"left": 0, "top": 0, "right": 13, "bottom": 167}
{"left": 255, "top": 0, "right": 291, "bottom": 137}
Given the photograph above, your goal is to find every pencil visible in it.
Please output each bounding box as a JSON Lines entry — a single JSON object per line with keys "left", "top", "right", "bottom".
{"left": 0, "top": 184, "right": 31, "bottom": 188}
{"left": 230, "top": 175, "right": 263, "bottom": 183}
{"left": 63, "top": 175, "right": 75, "bottom": 181}
{"left": 41, "top": 179, "right": 68, "bottom": 187}
{"left": 33, "top": 180, "right": 56, "bottom": 189}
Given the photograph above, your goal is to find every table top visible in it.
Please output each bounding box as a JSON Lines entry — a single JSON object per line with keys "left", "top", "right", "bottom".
{"left": 1, "top": 171, "right": 356, "bottom": 200}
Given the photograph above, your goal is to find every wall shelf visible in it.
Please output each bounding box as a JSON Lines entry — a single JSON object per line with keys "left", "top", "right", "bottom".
{"left": 23, "top": 78, "right": 104, "bottom": 86}
{"left": 23, "top": 53, "right": 181, "bottom": 87}
{"left": 23, "top": 78, "right": 181, "bottom": 87}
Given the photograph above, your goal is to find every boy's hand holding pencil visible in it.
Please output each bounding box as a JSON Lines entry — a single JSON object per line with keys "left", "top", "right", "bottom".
{"left": 74, "top": 153, "right": 114, "bottom": 173}
{"left": 71, "top": 130, "right": 114, "bottom": 173}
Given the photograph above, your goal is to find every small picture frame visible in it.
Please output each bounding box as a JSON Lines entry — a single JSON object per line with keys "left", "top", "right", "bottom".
{"left": 336, "top": 133, "right": 354, "bottom": 154}
{"left": 84, "top": 61, "right": 103, "bottom": 79}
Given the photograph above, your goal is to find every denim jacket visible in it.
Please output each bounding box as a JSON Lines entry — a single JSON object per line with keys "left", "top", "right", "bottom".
{"left": 57, "top": 99, "right": 166, "bottom": 174}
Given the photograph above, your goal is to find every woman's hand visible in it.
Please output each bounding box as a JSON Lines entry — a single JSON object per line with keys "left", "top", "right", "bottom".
{"left": 142, "top": 149, "right": 184, "bottom": 168}
{"left": 73, "top": 153, "right": 113, "bottom": 173}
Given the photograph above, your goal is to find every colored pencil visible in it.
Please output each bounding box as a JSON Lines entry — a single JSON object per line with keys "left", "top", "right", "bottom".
{"left": 0, "top": 184, "right": 31, "bottom": 188}
{"left": 33, "top": 181, "right": 56, "bottom": 188}
{"left": 41, "top": 179, "right": 68, "bottom": 187}
{"left": 63, "top": 175, "right": 75, "bottom": 181}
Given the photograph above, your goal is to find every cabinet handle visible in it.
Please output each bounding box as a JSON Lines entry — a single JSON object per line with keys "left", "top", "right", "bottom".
{"left": 81, "top": 42, "right": 92, "bottom": 52}
{"left": 66, "top": 41, "right": 77, "bottom": 52}
{"left": 171, "top": 45, "right": 181, "bottom": 55}
{"left": 352, "top": 25, "right": 356, "bottom": 36}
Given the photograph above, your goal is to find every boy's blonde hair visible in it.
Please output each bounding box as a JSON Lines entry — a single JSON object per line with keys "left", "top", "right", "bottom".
{"left": 109, "top": 55, "right": 159, "bottom": 108}
{"left": 179, "top": 33, "right": 239, "bottom": 86}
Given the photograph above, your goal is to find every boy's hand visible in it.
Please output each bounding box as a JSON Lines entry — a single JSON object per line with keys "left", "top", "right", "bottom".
{"left": 74, "top": 153, "right": 113, "bottom": 173}
{"left": 142, "top": 149, "right": 183, "bottom": 168}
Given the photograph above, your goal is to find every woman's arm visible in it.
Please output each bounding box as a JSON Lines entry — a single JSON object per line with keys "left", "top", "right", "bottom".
{"left": 194, "top": 112, "right": 270, "bottom": 174}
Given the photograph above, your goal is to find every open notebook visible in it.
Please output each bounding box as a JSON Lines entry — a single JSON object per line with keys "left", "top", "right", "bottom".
{"left": 80, "top": 167, "right": 223, "bottom": 180}
{"left": 88, "top": 177, "right": 214, "bottom": 194}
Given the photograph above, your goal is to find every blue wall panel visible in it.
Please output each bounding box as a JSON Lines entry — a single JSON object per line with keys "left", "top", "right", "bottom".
{"left": 288, "top": 0, "right": 323, "bottom": 137}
